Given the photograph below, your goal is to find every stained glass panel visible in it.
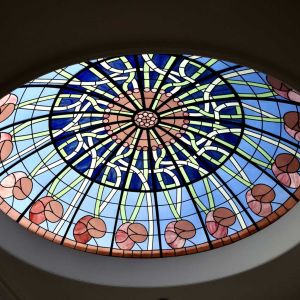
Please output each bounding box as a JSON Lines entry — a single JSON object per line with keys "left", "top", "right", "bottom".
{"left": 0, "top": 53, "right": 299, "bottom": 257}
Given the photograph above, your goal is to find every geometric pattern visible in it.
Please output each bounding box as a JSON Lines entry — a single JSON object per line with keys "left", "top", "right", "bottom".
{"left": 0, "top": 53, "right": 299, "bottom": 257}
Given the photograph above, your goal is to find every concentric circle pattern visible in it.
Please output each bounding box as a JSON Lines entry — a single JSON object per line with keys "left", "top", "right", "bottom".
{"left": 0, "top": 53, "right": 300, "bottom": 257}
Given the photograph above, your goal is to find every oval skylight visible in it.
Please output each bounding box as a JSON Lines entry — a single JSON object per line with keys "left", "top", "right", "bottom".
{"left": 0, "top": 53, "right": 299, "bottom": 258}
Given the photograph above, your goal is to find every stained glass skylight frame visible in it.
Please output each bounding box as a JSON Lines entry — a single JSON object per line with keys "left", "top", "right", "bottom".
{"left": 0, "top": 53, "right": 299, "bottom": 258}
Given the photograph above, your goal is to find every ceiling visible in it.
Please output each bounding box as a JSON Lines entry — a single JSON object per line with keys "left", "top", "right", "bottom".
{"left": 0, "top": 0, "right": 300, "bottom": 299}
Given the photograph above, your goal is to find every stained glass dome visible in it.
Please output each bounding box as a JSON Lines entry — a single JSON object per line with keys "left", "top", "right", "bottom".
{"left": 0, "top": 53, "right": 299, "bottom": 258}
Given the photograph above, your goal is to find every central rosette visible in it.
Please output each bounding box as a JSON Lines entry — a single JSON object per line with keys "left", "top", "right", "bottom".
{"left": 134, "top": 110, "right": 158, "bottom": 129}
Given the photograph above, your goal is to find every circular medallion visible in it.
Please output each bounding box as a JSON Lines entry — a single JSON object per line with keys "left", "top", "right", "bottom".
{"left": 49, "top": 60, "right": 243, "bottom": 191}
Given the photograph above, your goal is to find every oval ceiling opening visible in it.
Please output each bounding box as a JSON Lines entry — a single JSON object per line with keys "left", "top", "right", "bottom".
{"left": 0, "top": 53, "right": 299, "bottom": 258}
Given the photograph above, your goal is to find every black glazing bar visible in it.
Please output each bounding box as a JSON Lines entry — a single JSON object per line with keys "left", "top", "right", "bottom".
{"left": 155, "top": 64, "right": 242, "bottom": 111}
{"left": 162, "top": 115, "right": 300, "bottom": 151}
{"left": 158, "top": 97, "right": 300, "bottom": 117}
{"left": 0, "top": 110, "right": 131, "bottom": 132}
{"left": 133, "top": 55, "right": 146, "bottom": 109}
{"left": 150, "top": 56, "right": 182, "bottom": 110}
{"left": 21, "top": 83, "right": 136, "bottom": 114}
{"left": 0, "top": 119, "right": 130, "bottom": 177}
{"left": 109, "top": 129, "right": 143, "bottom": 255}
{"left": 85, "top": 61, "right": 141, "bottom": 111}
{"left": 146, "top": 130, "right": 163, "bottom": 256}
